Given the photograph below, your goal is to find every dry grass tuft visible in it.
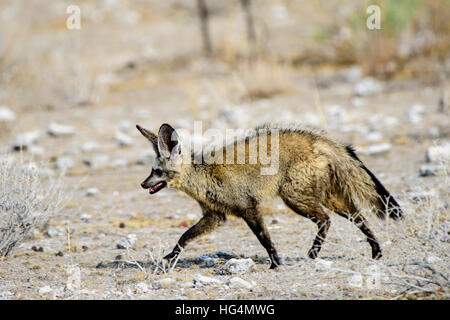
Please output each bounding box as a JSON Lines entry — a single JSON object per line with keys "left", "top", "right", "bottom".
{"left": 0, "top": 155, "right": 66, "bottom": 257}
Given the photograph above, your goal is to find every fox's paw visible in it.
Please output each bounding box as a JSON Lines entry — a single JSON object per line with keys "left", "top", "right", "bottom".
{"left": 308, "top": 248, "right": 319, "bottom": 259}
{"left": 163, "top": 251, "right": 179, "bottom": 261}
{"left": 372, "top": 250, "right": 382, "bottom": 260}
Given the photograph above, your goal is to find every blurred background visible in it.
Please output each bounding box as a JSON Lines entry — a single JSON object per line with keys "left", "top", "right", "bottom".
{"left": 1, "top": 0, "right": 448, "bottom": 116}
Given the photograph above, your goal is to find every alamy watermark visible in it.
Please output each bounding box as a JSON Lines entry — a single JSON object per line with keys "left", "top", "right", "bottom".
{"left": 166, "top": 122, "right": 279, "bottom": 176}
{"left": 66, "top": 5, "right": 81, "bottom": 30}
{"left": 366, "top": 5, "right": 381, "bottom": 30}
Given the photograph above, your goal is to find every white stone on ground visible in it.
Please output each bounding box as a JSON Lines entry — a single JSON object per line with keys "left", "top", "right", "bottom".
{"left": 315, "top": 258, "right": 334, "bottom": 270}
{"left": 354, "top": 77, "right": 381, "bottom": 96}
{"left": 47, "top": 123, "right": 75, "bottom": 136}
{"left": 193, "top": 274, "right": 222, "bottom": 286}
{"left": 80, "top": 141, "right": 100, "bottom": 153}
{"left": 83, "top": 155, "right": 110, "bottom": 169}
{"left": 426, "top": 142, "right": 450, "bottom": 162}
{"left": 222, "top": 258, "right": 255, "bottom": 274}
{"left": 55, "top": 156, "right": 75, "bottom": 170}
{"left": 419, "top": 164, "right": 443, "bottom": 177}
{"left": 115, "top": 234, "right": 137, "bottom": 249}
{"left": 39, "top": 286, "right": 52, "bottom": 295}
{"left": 12, "top": 130, "right": 42, "bottom": 150}
{"left": 0, "top": 106, "right": 16, "bottom": 122}
{"left": 360, "top": 143, "right": 392, "bottom": 156}
{"left": 135, "top": 282, "right": 149, "bottom": 293}
{"left": 225, "top": 277, "right": 255, "bottom": 289}
{"left": 152, "top": 278, "right": 176, "bottom": 289}
{"left": 85, "top": 188, "right": 100, "bottom": 196}
{"left": 114, "top": 131, "right": 134, "bottom": 147}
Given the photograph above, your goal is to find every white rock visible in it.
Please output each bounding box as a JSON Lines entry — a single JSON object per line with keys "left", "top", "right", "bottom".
{"left": 0, "top": 291, "right": 14, "bottom": 298}
{"left": 126, "top": 234, "right": 137, "bottom": 246}
{"left": 45, "top": 226, "right": 65, "bottom": 237}
{"left": 222, "top": 258, "right": 255, "bottom": 274}
{"left": 39, "top": 286, "right": 53, "bottom": 295}
{"left": 315, "top": 258, "right": 334, "bottom": 270}
{"left": 405, "top": 104, "right": 426, "bottom": 124}
{"left": 0, "top": 107, "right": 15, "bottom": 122}
{"left": 348, "top": 273, "right": 363, "bottom": 287}
{"left": 326, "top": 104, "right": 347, "bottom": 122}
{"left": 425, "top": 256, "right": 441, "bottom": 264}
{"left": 80, "top": 141, "right": 100, "bottom": 153}
{"left": 28, "top": 145, "right": 45, "bottom": 156}
{"left": 225, "top": 277, "right": 255, "bottom": 289}
{"left": 345, "top": 66, "right": 363, "bottom": 83}
{"left": 114, "top": 131, "right": 134, "bottom": 147}
{"left": 193, "top": 274, "right": 222, "bottom": 286}
{"left": 428, "top": 126, "right": 441, "bottom": 139}
{"left": 80, "top": 213, "right": 91, "bottom": 222}
{"left": 48, "top": 123, "right": 75, "bottom": 136}
{"left": 12, "top": 130, "right": 42, "bottom": 150}
{"left": 366, "top": 132, "right": 383, "bottom": 143}
{"left": 361, "top": 143, "right": 392, "bottom": 156}
{"left": 55, "top": 156, "right": 75, "bottom": 170}
{"left": 85, "top": 188, "right": 99, "bottom": 196}
{"left": 75, "top": 289, "right": 95, "bottom": 296}
{"left": 115, "top": 234, "right": 137, "bottom": 249}
{"left": 408, "top": 188, "right": 438, "bottom": 203}
{"left": 83, "top": 155, "right": 110, "bottom": 169}
{"left": 115, "top": 239, "right": 130, "bottom": 249}
{"left": 119, "top": 120, "right": 134, "bottom": 132}
{"left": 419, "top": 164, "right": 443, "bottom": 177}
{"left": 302, "top": 113, "right": 321, "bottom": 126}
{"left": 383, "top": 116, "right": 399, "bottom": 127}
{"left": 112, "top": 158, "right": 128, "bottom": 168}
{"left": 204, "top": 258, "right": 216, "bottom": 267}
{"left": 339, "top": 123, "right": 369, "bottom": 135}
{"left": 426, "top": 143, "right": 450, "bottom": 162}
{"left": 186, "top": 213, "right": 199, "bottom": 220}
{"left": 350, "top": 97, "right": 366, "bottom": 108}
{"left": 152, "top": 278, "right": 176, "bottom": 289}
{"left": 135, "top": 282, "right": 149, "bottom": 293}
{"left": 354, "top": 77, "right": 381, "bottom": 96}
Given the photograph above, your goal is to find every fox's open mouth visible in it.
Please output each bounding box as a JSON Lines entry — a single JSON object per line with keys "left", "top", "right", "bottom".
{"left": 149, "top": 181, "right": 166, "bottom": 194}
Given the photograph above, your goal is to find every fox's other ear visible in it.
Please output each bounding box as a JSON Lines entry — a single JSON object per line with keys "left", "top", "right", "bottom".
{"left": 136, "top": 124, "right": 158, "bottom": 153}
{"left": 158, "top": 123, "right": 180, "bottom": 159}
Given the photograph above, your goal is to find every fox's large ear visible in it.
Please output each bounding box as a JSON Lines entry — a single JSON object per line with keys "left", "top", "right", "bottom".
{"left": 158, "top": 123, "right": 180, "bottom": 159}
{"left": 136, "top": 124, "right": 159, "bottom": 155}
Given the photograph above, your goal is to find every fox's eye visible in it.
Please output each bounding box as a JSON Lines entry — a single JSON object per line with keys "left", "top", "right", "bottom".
{"left": 153, "top": 169, "right": 163, "bottom": 176}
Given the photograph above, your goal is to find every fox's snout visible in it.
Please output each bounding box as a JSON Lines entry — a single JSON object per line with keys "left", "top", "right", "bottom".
{"left": 140, "top": 181, "right": 149, "bottom": 189}
{"left": 140, "top": 175, "right": 152, "bottom": 189}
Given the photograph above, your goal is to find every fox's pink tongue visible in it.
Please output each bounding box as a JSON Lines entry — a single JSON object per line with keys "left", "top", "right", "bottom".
{"left": 150, "top": 182, "right": 163, "bottom": 193}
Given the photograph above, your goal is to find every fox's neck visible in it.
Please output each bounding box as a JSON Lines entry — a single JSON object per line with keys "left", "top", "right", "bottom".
{"left": 169, "top": 162, "right": 213, "bottom": 203}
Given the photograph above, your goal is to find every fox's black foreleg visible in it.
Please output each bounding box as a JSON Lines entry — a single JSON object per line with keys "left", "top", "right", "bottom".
{"left": 242, "top": 211, "right": 281, "bottom": 269}
{"left": 164, "top": 212, "right": 223, "bottom": 261}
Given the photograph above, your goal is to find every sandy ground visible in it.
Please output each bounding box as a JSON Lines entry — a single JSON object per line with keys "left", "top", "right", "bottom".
{"left": 0, "top": 1, "right": 449, "bottom": 300}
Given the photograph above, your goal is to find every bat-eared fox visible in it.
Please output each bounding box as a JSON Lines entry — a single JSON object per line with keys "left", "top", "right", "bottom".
{"left": 136, "top": 123, "right": 402, "bottom": 269}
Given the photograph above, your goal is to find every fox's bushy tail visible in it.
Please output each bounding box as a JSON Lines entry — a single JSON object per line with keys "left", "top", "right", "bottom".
{"left": 344, "top": 145, "right": 403, "bottom": 220}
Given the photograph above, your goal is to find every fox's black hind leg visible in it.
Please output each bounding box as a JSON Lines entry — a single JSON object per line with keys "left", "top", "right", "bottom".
{"left": 336, "top": 212, "right": 382, "bottom": 259}
{"left": 241, "top": 210, "right": 281, "bottom": 269}
{"left": 282, "top": 198, "right": 331, "bottom": 259}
